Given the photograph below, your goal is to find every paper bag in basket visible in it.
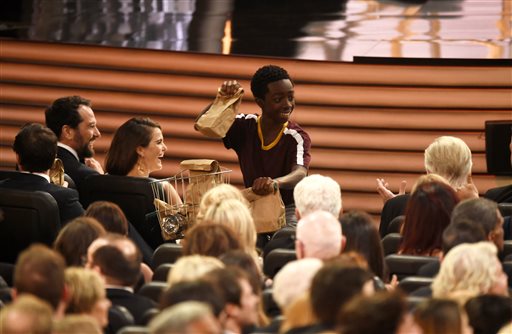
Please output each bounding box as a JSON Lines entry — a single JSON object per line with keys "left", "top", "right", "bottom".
{"left": 194, "top": 87, "right": 244, "bottom": 138}
{"left": 180, "top": 159, "right": 224, "bottom": 224}
{"left": 241, "top": 187, "right": 286, "bottom": 233}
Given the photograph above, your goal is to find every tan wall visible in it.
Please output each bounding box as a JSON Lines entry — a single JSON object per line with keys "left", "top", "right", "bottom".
{"left": 1, "top": 40, "right": 511, "bottom": 218}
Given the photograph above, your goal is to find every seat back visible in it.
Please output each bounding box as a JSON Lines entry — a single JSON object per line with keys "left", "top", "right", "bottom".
{"left": 387, "top": 215, "right": 404, "bottom": 234}
{"left": 262, "top": 288, "right": 281, "bottom": 318}
{"left": 107, "top": 305, "right": 135, "bottom": 334}
{"left": 0, "top": 189, "right": 60, "bottom": 263}
{"left": 385, "top": 254, "right": 439, "bottom": 280}
{"left": 498, "top": 203, "right": 512, "bottom": 217}
{"left": 381, "top": 233, "right": 402, "bottom": 255}
{"left": 80, "top": 174, "right": 162, "bottom": 248}
{"left": 398, "top": 276, "right": 434, "bottom": 294}
{"left": 502, "top": 261, "right": 512, "bottom": 288}
{"left": 152, "top": 264, "right": 173, "bottom": 282}
{"left": 271, "top": 226, "right": 296, "bottom": 241}
{"left": 137, "top": 281, "right": 168, "bottom": 304}
{"left": 151, "top": 243, "right": 183, "bottom": 270}
{"left": 263, "top": 249, "right": 297, "bottom": 278}
{"left": 117, "top": 326, "right": 150, "bottom": 334}
{"left": 503, "top": 241, "right": 512, "bottom": 260}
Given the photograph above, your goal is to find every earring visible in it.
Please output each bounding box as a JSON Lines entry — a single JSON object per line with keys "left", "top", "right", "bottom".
{"left": 137, "top": 160, "right": 146, "bottom": 176}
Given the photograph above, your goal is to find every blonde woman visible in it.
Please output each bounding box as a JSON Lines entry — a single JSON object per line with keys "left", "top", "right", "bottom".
{"left": 167, "top": 255, "right": 224, "bottom": 287}
{"left": 64, "top": 267, "right": 111, "bottom": 329}
{"left": 195, "top": 184, "right": 249, "bottom": 225}
{"left": 201, "top": 198, "right": 258, "bottom": 261}
{"left": 432, "top": 242, "right": 509, "bottom": 306}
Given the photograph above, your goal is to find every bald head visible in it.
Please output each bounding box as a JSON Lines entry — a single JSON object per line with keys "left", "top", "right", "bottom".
{"left": 296, "top": 211, "right": 343, "bottom": 260}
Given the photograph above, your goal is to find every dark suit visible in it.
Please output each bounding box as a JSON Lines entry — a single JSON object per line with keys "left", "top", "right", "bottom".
{"left": 0, "top": 173, "right": 84, "bottom": 224}
{"left": 484, "top": 184, "right": 512, "bottom": 203}
{"left": 57, "top": 146, "right": 99, "bottom": 192}
{"left": 106, "top": 288, "right": 156, "bottom": 325}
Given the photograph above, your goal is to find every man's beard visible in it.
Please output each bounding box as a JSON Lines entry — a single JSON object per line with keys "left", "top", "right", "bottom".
{"left": 74, "top": 134, "right": 95, "bottom": 159}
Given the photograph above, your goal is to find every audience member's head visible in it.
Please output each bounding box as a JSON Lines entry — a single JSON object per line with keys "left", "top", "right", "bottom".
{"left": 12, "top": 123, "right": 57, "bottom": 173}
{"left": 195, "top": 184, "right": 249, "bottom": 225}
{"left": 220, "top": 250, "right": 263, "bottom": 296}
{"left": 167, "top": 255, "right": 224, "bottom": 287}
{"left": 201, "top": 198, "right": 257, "bottom": 258}
{"left": 293, "top": 174, "right": 342, "bottom": 218}
{"left": 0, "top": 295, "right": 53, "bottom": 334}
{"left": 159, "top": 280, "right": 225, "bottom": 318}
{"left": 337, "top": 291, "right": 420, "bottom": 334}
{"left": 149, "top": 301, "right": 221, "bottom": 334}
{"left": 400, "top": 181, "right": 459, "bottom": 256}
{"left": 424, "top": 136, "right": 472, "bottom": 189}
{"left": 53, "top": 314, "right": 103, "bottom": 334}
{"left": 432, "top": 242, "right": 509, "bottom": 306}
{"left": 203, "top": 267, "right": 259, "bottom": 332}
{"left": 465, "top": 294, "right": 512, "bottom": 334}
{"left": 451, "top": 197, "right": 505, "bottom": 252}
{"left": 340, "top": 211, "right": 387, "bottom": 280}
{"left": 13, "top": 244, "right": 66, "bottom": 311}
{"left": 105, "top": 117, "right": 162, "bottom": 176}
{"left": 87, "top": 234, "right": 142, "bottom": 287}
{"left": 296, "top": 210, "right": 343, "bottom": 259}
{"left": 310, "top": 262, "right": 374, "bottom": 327}
{"left": 441, "top": 219, "right": 486, "bottom": 256}
{"left": 414, "top": 298, "right": 471, "bottom": 334}
{"left": 84, "top": 201, "right": 129, "bottom": 236}
{"left": 64, "top": 267, "right": 111, "bottom": 329}
{"left": 45, "top": 96, "right": 99, "bottom": 159}
{"left": 53, "top": 216, "right": 106, "bottom": 267}
{"left": 272, "top": 258, "right": 323, "bottom": 310}
{"left": 182, "top": 224, "right": 243, "bottom": 257}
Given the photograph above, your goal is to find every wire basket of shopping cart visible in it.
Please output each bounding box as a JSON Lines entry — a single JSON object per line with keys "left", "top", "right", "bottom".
{"left": 150, "top": 159, "right": 231, "bottom": 240}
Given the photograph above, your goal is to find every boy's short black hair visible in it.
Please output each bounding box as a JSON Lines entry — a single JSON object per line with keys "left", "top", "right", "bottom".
{"left": 45, "top": 96, "right": 91, "bottom": 138}
{"left": 250, "top": 65, "right": 293, "bottom": 100}
{"left": 13, "top": 123, "right": 58, "bottom": 172}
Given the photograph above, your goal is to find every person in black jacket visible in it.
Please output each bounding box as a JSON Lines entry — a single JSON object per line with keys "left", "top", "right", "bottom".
{"left": 0, "top": 123, "right": 84, "bottom": 224}
{"left": 45, "top": 96, "right": 104, "bottom": 191}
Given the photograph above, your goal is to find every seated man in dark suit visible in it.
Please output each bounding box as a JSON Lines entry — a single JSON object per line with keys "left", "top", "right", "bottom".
{"left": 45, "top": 96, "right": 103, "bottom": 191}
{"left": 0, "top": 123, "right": 84, "bottom": 224}
{"left": 87, "top": 234, "right": 156, "bottom": 325}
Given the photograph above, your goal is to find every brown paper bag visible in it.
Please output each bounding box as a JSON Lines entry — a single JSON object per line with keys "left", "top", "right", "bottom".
{"left": 180, "top": 159, "right": 223, "bottom": 222}
{"left": 241, "top": 188, "right": 286, "bottom": 233}
{"left": 194, "top": 88, "right": 244, "bottom": 138}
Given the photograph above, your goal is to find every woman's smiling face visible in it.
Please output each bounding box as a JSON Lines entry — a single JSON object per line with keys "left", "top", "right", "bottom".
{"left": 139, "top": 127, "right": 167, "bottom": 174}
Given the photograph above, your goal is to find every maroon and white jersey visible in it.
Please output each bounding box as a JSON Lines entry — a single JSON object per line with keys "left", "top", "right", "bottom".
{"left": 223, "top": 114, "right": 311, "bottom": 205}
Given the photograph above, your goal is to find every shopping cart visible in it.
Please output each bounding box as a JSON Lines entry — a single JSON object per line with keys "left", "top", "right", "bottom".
{"left": 150, "top": 160, "right": 231, "bottom": 240}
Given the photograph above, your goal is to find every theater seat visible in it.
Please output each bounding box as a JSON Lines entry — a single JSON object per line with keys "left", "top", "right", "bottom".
{"left": 80, "top": 174, "right": 163, "bottom": 248}
{"left": 385, "top": 254, "right": 439, "bottom": 280}
{"left": 151, "top": 243, "right": 183, "bottom": 270}
{"left": 0, "top": 189, "right": 60, "bottom": 263}
{"left": 382, "top": 233, "right": 402, "bottom": 255}
{"left": 263, "top": 249, "right": 297, "bottom": 279}
{"left": 137, "top": 282, "right": 168, "bottom": 304}
{"left": 152, "top": 264, "right": 173, "bottom": 282}
{"left": 398, "top": 276, "right": 434, "bottom": 294}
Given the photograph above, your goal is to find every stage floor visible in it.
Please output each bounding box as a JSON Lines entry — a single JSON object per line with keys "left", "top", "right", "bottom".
{"left": 1, "top": 0, "right": 511, "bottom": 61}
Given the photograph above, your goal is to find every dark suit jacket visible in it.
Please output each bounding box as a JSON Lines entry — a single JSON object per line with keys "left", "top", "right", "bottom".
{"left": 106, "top": 288, "right": 156, "bottom": 325}
{"left": 57, "top": 146, "right": 99, "bottom": 192}
{"left": 484, "top": 184, "right": 512, "bottom": 203}
{"left": 0, "top": 173, "right": 84, "bottom": 224}
{"left": 379, "top": 194, "right": 410, "bottom": 238}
